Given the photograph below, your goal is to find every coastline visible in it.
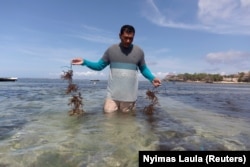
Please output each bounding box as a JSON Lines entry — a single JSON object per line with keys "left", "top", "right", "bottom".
{"left": 165, "top": 80, "right": 249, "bottom": 84}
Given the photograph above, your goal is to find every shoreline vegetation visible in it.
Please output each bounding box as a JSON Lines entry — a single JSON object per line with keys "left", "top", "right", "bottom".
{"left": 163, "top": 71, "right": 250, "bottom": 84}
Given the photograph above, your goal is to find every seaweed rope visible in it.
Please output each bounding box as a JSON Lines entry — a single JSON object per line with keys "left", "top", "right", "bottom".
{"left": 61, "top": 64, "right": 84, "bottom": 117}
{"left": 143, "top": 87, "right": 159, "bottom": 114}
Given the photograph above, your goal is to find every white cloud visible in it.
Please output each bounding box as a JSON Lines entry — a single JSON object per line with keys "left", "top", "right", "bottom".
{"left": 206, "top": 50, "right": 250, "bottom": 64}
{"left": 241, "top": 0, "right": 250, "bottom": 7}
{"left": 74, "top": 71, "right": 106, "bottom": 77}
{"left": 198, "top": 0, "right": 238, "bottom": 22}
{"left": 76, "top": 34, "right": 116, "bottom": 44}
{"left": 71, "top": 25, "right": 117, "bottom": 44}
{"left": 141, "top": 0, "right": 206, "bottom": 30}
{"left": 205, "top": 50, "right": 250, "bottom": 73}
{"left": 81, "top": 25, "right": 104, "bottom": 32}
{"left": 152, "top": 48, "right": 170, "bottom": 54}
{"left": 142, "top": 0, "right": 250, "bottom": 35}
{"left": 154, "top": 72, "right": 170, "bottom": 79}
{"left": 198, "top": 0, "right": 250, "bottom": 34}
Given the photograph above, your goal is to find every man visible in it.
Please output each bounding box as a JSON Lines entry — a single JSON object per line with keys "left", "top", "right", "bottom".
{"left": 71, "top": 25, "right": 161, "bottom": 113}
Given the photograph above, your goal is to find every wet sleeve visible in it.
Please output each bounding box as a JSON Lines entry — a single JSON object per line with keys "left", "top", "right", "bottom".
{"left": 139, "top": 65, "right": 155, "bottom": 82}
{"left": 82, "top": 59, "right": 109, "bottom": 71}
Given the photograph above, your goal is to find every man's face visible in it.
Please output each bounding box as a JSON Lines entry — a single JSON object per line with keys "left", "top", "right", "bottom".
{"left": 120, "top": 31, "right": 134, "bottom": 48}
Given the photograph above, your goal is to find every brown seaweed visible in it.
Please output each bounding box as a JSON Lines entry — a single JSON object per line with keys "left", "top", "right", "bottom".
{"left": 66, "top": 84, "right": 78, "bottom": 94}
{"left": 68, "top": 92, "right": 84, "bottom": 116}
{"left": 61, "top": 69, "right": 73, "bottom": 81}
{"left": 143, "top": 89, "right": 159, "bottom": 114}
{"left": 61, "top": 66, "right": 84, "bottom": 117}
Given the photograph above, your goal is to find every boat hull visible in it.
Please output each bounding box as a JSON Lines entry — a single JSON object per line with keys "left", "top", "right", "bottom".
{"left": 0, "top": 77, "right": 18, "bottom": 82}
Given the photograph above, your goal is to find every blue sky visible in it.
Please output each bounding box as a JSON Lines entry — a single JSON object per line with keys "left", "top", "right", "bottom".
{"left": 1, "top": 0, "right": 250, "bottom": 80}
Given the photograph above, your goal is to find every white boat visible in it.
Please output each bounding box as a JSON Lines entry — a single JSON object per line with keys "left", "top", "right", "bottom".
{"left": 0, "top": 77, "right": 18, "bottom": 82}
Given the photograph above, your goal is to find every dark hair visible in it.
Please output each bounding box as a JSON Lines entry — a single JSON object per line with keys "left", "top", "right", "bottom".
{"left": 120, "top": 25, "right": 135, "bottom": 34}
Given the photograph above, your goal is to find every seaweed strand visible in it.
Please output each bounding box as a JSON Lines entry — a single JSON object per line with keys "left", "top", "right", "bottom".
{"left": 61, "top": 66, "right": 84, "bottom": 117}
{"left": 143, "top": 88, "right": 159, "bottom": 114}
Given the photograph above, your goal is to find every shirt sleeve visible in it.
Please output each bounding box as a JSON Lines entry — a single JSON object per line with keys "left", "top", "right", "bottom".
{"left": 139, "top": 65, "right": 155, "bottom": 82}
{"left": 82, "top": 59, "right": 109, "bottom": 71}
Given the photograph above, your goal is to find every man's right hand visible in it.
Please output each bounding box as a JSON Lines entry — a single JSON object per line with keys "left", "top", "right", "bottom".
{"left": 71, "top": 58, "right": 84, "bottom": 65}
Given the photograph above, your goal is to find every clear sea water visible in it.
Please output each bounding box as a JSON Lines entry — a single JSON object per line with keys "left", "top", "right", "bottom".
{"left": 0, "top": 78, "right": 250, "bottom": 167}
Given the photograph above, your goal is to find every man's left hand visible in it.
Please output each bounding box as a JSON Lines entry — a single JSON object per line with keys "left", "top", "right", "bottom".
{"left": 152, "top": 78, "right": 161, "bottom": 87}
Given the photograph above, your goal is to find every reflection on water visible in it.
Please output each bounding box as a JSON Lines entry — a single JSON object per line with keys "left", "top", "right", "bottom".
{"left": 0, "top": 79, "right": 250, "bottom": 166}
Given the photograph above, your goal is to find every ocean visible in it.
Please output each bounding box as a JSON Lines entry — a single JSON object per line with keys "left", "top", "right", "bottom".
{"left": 0, "top": 78, "right": 250, "bottom": 166}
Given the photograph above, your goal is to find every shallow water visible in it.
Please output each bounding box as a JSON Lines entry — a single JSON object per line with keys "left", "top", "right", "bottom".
{"left": 0, "top": 79, "right": 250, "bottom": 166}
